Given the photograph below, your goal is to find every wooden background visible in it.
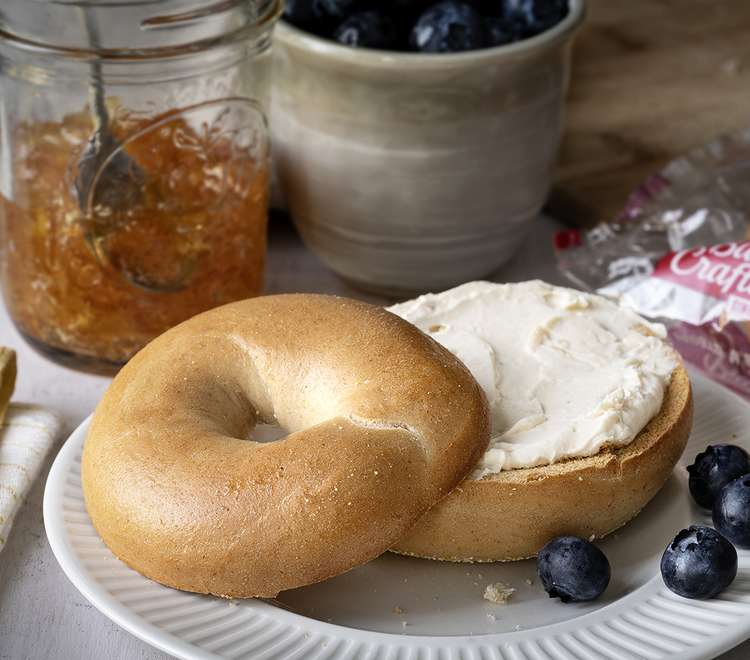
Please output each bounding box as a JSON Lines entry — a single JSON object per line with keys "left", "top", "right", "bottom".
{"left": 550, "top": 0, "right": 750, "bottom": 228}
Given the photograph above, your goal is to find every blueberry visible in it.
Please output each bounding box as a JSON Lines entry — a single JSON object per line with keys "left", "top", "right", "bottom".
{"left": 319, "top": 0, "right": 365, "bottom": 19}
{"left": 283, "top": 0, "right": 343, "bottom": 36}
{"left": 283, "top": 0, "right": 324, "bottom": 27}
{"left": 333, "top": 11, "right": 399, "bottom": 49}
{"left": 409, "top": 1, "right": 490, "bottom": 53}
{"left": 484, "top": 16, "right": 522, "bottom": 46}
{"left": 660, "top": 525, "right": 737, "bottom": 599}
{"left": 502, "top": 0, "right": 568, "bottom": 38}
{"left": 469, "top": 0, "right": 506, "bottom": 16}
{"left": 384, "top": 0, "right": 435, "bottom": 46}
{"left": 713, "top": 476, "right": 750, "bottom": 547}
{"left": 388, "top": 0, "right": 434, "bottom": 8}
{"left": 687, "top": 444, "right": 750, "bottom": 509}
{"left": 536, "top": 536, "right": 611, "bottom": 602}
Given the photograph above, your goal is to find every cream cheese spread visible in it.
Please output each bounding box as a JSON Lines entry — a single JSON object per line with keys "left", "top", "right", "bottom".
{"left": 388, "top": 280, "right": 679, "bottom": 478}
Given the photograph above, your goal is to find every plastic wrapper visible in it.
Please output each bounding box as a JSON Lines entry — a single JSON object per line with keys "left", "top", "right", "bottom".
{"left": 555, "top": 123, "right": 750, "bottom": 400}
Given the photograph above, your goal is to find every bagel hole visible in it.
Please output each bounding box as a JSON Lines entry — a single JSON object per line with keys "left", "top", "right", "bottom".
{"left": 247, "top": 422, "right": 287, "bottom": 444}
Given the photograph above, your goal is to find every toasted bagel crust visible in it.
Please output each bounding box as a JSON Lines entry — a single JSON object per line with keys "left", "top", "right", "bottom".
{"left": 390, "top": 362, "right": 693, "bottom": 562}
{"left": 81, "top": 294, "right": 491, "bottom": 597}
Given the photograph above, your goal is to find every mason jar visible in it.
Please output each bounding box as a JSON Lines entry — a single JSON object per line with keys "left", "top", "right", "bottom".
{"left": 0, "top": 0, "right": 282, "bottom": 373}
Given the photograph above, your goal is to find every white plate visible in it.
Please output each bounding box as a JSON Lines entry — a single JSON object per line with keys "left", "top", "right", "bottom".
{"left": 44, "top": 371, "right": 750, "bottom": 660}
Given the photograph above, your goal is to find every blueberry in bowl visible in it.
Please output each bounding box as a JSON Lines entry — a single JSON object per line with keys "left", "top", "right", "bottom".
{"left": 713, "top": 475, "right": 750, "bottom": 547}
{"left": 660, "top": 525, "right": 737, "bottom": 599}
{"left": 281, "top": 0, "right": 571, "bottom": 52}
{"left": 333, "top": 11, "right": 399, "bottom": 48}
{"left": 687, "top": 444, "right": 750, "bottom": 509}
{"left": 484, "top": 16, "right": 523, "bottom": 47}
{"left": 409, "top": 2, "right": 489, "bottom": 52}
{"left": 282, "top": 0, "right": 338, "bottom": 36}
{"left": 502, "top": 0, "right": 570, "bottom": 38}
{"left": 536, "top": 535, "right": 611, "bottom": 602}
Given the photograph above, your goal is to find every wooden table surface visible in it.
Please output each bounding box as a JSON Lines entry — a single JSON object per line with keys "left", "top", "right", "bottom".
{"left": 1, "top": 213, "right": 749, "bottom": 660}
{"left": 550, "top": 0, "right": 750, "bottom": 228}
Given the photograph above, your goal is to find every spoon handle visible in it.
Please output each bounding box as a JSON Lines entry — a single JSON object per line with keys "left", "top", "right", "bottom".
{"left": 80, "top": 6, "right": 112, "bottom": 146}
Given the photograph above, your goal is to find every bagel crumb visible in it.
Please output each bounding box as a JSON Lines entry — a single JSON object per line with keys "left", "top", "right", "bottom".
{"left": 394, "top": 607, "right": 403, "bottom": 614}
{"left": 483, "top": 583, "right": 516, "bottom": 604}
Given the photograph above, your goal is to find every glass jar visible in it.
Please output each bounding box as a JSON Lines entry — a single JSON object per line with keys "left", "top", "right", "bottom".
{"left": 0, "top": 0, "right": 281, "bottom": 373}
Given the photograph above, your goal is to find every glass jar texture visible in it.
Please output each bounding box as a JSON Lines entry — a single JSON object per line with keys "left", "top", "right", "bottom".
{"left": 0, "top": 0, "right": 281, "bottom": 373}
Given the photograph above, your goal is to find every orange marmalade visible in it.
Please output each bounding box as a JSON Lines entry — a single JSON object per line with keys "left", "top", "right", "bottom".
{"left": 0, "top": 105, "right": 269, "bottom": 373}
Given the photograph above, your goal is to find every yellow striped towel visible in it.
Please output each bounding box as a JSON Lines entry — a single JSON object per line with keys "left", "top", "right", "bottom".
{"left": 0, "top": 404, "right": 63, "bottom": 549}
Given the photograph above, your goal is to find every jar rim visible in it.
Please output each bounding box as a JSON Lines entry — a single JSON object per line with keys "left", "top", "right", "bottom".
{"left": 0, "top": 0, "right": 283, "bottom": 56}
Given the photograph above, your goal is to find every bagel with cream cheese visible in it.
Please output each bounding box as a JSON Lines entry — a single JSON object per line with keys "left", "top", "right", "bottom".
{"left": 81, "top": 294, "right": 491, "bottom": 598}
{"left": 388, "top": 280, "right": 693, "bottom": 562}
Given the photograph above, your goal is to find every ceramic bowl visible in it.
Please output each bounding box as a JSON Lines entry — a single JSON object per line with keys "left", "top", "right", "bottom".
{"left": 270, "top": 1, "right": 586, "bottom": 296}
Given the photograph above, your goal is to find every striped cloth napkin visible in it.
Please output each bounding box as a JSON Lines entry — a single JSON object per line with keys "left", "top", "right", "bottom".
{"left": 0, "top": 348, "right": 63, "bottom": 551}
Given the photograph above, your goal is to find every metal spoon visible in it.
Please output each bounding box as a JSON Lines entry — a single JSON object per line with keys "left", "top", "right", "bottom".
{"left": 69, "top": 6, "right": 197, "bottom": 294}
{"left": 70, "top": 5, "right": 142, "bottom": 218}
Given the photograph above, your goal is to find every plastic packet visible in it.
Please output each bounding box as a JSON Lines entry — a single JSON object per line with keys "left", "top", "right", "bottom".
{"left": 555, "top": 123, "right": 750, "bottom": 400}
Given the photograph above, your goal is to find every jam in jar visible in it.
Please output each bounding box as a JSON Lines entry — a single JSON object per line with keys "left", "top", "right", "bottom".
{"left": 0, "top": 0, "right": 281, "bottom": 373}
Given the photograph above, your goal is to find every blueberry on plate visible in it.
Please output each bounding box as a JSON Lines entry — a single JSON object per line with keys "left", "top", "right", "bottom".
{"left": 409, "top": 1, "right": 489, "bottom": 53}
{"left": 660, "top": 525, "right": 737, "bottom": 599}
{"left": 536, "top": 535, "right": 611, "bottom": 602}
{"left": 333, "top": 11, "right": 399, "bottom": 49}
{"left": 687, "top": 444, "right": 750, "bottom": 509}
{"left": 713, "top": 475, "right": 750, "bottom": 547}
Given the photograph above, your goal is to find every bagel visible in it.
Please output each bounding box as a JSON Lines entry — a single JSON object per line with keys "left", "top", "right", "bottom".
{"left": 388, "top": 281, "right": 694, "bottom": 562}
{"left": 81, "top": 294, "right": 491, "bottom": 598}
